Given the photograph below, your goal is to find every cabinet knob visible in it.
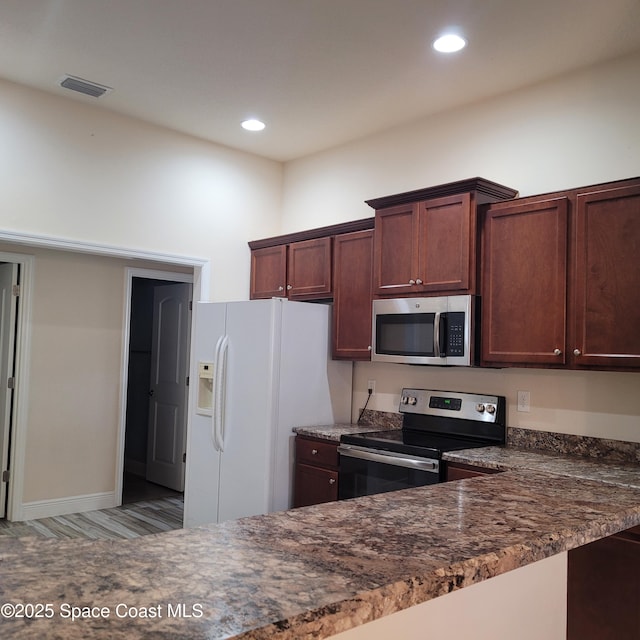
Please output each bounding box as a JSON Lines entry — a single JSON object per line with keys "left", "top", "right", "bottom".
{"left": 329, "top": 478, "right": 336, "bottom": 485}
{"left": 573, "top": 348, "right": 581, "bottom": 356}
{"left": 287, "top": 284, "right": 292, "bottom": 290}
{"left": 409, "top": 279, "right": 416, "bottom": 285}
{"left": 278, "top": 286, "right": 284, "bottom": 291}
{"left": 367, "top": 345, "right": 372, "bottom": 351}
{"left": 553, "top": 348, "right": 562, "bottom": 356}
{"left": 416, "top": 278, "right": 423, "bottom": 285}
{"left": 311, "top": 449, "right": 318, "bottom": 455}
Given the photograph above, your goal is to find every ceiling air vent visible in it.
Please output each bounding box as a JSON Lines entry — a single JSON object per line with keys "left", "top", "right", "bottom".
{"left": 59, "top": 75, "right": 112, "bottom": 98}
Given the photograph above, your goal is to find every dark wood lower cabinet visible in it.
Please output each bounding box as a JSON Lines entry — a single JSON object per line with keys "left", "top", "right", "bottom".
{"left": 567, "top": 526, "right": 640, "bottom": 639}
{"left": 293, "top": 436, "right": 339, "bottom": 508}
{"left": 445, "top": 461, "right": 501, "bottom": 481}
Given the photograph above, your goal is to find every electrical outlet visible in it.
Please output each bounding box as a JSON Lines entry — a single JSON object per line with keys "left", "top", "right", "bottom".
{"left": 517, "top": 390, "right": 530, "bottom": 412}
{"left": 367, "top": 379, "right": 376, "bottom": 395}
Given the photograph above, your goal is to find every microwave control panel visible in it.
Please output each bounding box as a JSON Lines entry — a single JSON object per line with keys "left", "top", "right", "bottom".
{"left": 445, "top": 312, "right": 465, "bottom": 356}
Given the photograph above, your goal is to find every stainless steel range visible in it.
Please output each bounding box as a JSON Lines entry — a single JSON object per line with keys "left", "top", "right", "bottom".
{"left": 338, "top": 388, "right": 506, "bottom": 499}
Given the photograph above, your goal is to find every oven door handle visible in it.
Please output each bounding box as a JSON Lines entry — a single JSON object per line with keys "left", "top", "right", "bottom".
{"left": 337, "top": 444, "right": 439, "bottom": 473}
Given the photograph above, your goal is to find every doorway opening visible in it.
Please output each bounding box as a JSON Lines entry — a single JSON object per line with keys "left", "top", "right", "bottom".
{"left": 121, "top": 271, "right": 193, "bottom": 507}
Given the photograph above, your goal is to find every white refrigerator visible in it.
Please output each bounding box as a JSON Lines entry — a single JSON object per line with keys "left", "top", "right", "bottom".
{"left": 183, "top": 298, "right": 353, "bottom": 527}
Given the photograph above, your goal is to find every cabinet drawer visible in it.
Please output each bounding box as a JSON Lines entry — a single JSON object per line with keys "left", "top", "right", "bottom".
{"left": 295, "top": 437, "right": 338, "bottom": 468}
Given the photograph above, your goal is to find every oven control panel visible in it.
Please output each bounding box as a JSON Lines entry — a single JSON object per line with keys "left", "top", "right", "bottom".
{"left": 399, "top": 388, "right": 505, "bottom": 424}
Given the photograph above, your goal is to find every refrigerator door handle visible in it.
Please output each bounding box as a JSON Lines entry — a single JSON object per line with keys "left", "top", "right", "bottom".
{"left": 216, "top": 335, "right": 229, "bottom": 452}
{"left": 212, "top": 334, "right": 226, "bottom": 451}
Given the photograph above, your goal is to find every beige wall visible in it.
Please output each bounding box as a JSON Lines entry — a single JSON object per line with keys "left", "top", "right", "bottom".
{"left": 282, "top": 51, "right": 640, "bottom": 442}
{"left": 0, "top": 77, "right": 283, "bottom": 302}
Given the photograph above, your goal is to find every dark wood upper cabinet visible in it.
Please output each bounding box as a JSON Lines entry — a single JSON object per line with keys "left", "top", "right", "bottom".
{"left": 481, "top": 177, "right": 640, "bottom": 370}
{"left": 249, "top": 218, "right": 374, "bottom": 305}
{"left": 368, "top": 178, "right": 518, "bottom": 297}
{"left": 573, "top": 183, "right": 640, "bottom": 368}
{"left": 250, "top": 238, "right": 332, "bottom": 301}
{"left": 250, "top": 244, "right": 288, "bottom": 299}
{"left": 332, "top": 229, "right": 374, "bottom": 360}
{"left": 286, "top": 237, "right": 333, "bottom": 300}
{"left": 481, "top": 197, "right": 569, "bottom": 365}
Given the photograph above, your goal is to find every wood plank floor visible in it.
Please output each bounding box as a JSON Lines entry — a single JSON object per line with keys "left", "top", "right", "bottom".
{"left": 0, "top": 496, "right": 184, "bottom": 540}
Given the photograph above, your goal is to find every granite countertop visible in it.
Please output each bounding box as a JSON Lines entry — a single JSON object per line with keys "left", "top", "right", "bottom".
{"left": 443, "top": 446, "right": 640, "bottom": 490}
{"left": 293, "top": 423, "right": 397, "bottom": 442}
{"left": 2, "top": 469, "right": 640, "bottom": 639}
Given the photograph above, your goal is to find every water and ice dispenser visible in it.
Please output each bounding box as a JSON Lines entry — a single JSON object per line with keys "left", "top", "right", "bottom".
{"left": 197, "top": 361, "right": 214, "bottom": 414}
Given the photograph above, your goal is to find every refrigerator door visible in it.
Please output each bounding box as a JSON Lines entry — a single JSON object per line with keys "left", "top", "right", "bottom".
{"left": 216, "top": 299, "right": 280, "bottom": 522}
{"left": 183, "top": 302, "right": 226, "bottom": 527}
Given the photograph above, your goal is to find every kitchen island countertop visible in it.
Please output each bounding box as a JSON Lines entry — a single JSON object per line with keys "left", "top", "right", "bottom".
{"left": 1, "top": 465, "right": 640, "bottom": 639}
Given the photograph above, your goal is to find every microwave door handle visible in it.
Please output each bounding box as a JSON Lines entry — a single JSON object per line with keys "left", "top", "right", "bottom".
{"left": 437, "top": 312, "right": 448, "bottom": 358}
{"left": 434, "top": 312, "right": 442, "bottom": 357}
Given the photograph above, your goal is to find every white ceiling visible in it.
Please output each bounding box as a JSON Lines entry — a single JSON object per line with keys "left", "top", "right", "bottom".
{"left": 2, "top": 0, "right": 640, "bottom": 162}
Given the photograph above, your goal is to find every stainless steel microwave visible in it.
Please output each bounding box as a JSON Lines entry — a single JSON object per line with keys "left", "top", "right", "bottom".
{"left": 372, "top": 295, "right": 476, "bottom": 366}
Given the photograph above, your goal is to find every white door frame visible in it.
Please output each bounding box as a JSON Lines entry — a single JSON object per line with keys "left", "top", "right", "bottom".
{"left": 0, "top": 251, "right": 34, "bottom": 522}
{"left": 116, "top": 268, "right": 195, "bottom": 504}
{"left": 0, "top": 228, "right": 209, "bottom": 521}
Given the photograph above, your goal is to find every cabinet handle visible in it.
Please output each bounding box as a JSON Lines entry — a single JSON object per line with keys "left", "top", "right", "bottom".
{"left": 416, "top": 278, "right": 423, "bottom": 285}
{"left": 409, "top": 279, "right": 416, "bottom": 285}
{"left": 573, "top": 348, "right": 581, "bottom": 356}
{"left": 553, "top": 348, "right": 562, "bottom": 356}
{"left": 329, "top": 478, "right": 336, "bottom": 484}
{"left": 311, "top": 449, "right": 318, "bottom": 455}
{"left": 287, "top": 284, "right": 292, "bottom": 290}
{"left": 367, "top": 345, "right": 372, "bottom": 351}
{"left": 278, "top": 286, "right": 284, "bottom": 291}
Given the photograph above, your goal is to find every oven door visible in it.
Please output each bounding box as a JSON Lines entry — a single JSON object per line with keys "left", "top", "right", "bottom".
{"left": 337, "top": 444, "right": 440, "bottom": 500}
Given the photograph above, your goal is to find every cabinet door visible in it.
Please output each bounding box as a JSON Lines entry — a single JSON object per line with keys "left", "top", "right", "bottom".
{"left": 417, "top": 193, "right": 473, "bottom": 292}
{"left": 287, "top": 237, "right": 332, "bottom": 300}
{"left": 573, "top": 184, "right": 640, "bottom": 368}
{"left": 332, "top": 230, "right": 373, "bottom": 360}
{"left": 481, "top": 198, "right": 568, "bottom": 366}
{"left": 567, "top": 527, "right": 640, "bottom": 639}
{"left": 293, "top": 463, "right": 338, "bottom": 507}
{"left": 373, "top": 202, "right": 419, "bottom": 295}
{"left": 250, "top": 245, "right": 287, "bottom": 299}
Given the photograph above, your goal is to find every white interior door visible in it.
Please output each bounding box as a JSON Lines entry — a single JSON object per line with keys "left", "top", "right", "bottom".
{"left": 0, "top": 263, "right": 18, "bottom": 518}
{"left": 146, "top": 282, "right": 191, "bottom": 491}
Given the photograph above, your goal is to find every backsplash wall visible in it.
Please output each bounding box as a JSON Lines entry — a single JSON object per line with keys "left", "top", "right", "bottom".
{"left": 352, "top": 362, "right": 640, "bottom": 444}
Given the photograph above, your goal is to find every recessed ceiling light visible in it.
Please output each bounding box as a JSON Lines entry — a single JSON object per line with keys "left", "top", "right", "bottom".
{"left": 433, "top": 34, "right": 467, "bottom": 53}
{"left": 241, "top": 119, "right": 266, "bottom": 132}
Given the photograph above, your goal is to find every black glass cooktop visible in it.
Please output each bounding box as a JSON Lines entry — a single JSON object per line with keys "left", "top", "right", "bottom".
{"left": 340, "top": 429, "right": 491, "bottom": 460}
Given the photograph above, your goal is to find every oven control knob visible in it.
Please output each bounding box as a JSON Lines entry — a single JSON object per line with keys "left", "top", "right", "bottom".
{"left": 408, "top": 396, "right": 417, "bottom": 406}
{"left": 476, "top": 403, "right": 485, "bottom": 413}
{"left": 402, "top": 396, "right": 409, "bottom": 404}
{"left": 486, "top": 404, "right": 496, "bottom": 415}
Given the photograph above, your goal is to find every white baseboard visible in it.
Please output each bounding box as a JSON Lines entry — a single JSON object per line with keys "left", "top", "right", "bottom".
{"left": 19, "top": 491, "right": 117, "bottom": 521}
